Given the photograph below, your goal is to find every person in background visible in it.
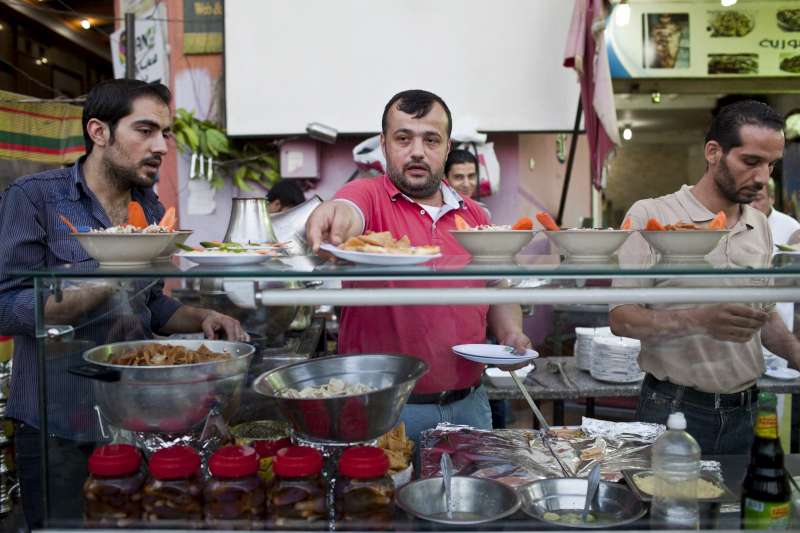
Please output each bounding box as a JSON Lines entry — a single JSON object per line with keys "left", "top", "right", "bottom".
{"left": 444, "top": 148, "right": 491, "bottom": 217}
{"left": 0, "top": 79, "right": 246, "bottom": 527}
{"left": 306, "top": 90, "right": 529, "bottom": 445}
{"left": 267, "top": 179, "right": 306, "bottom": 214}
{"left": 610, "top": 100, "right": 800, "bottom": 455}
{"left": 752, "top": 177, "right": 800, "bottom": 251}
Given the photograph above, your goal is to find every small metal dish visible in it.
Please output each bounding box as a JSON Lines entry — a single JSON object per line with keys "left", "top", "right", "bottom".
{"left": 621, "top": 468, "right": 737, "bottom": 503}
{"left": 396, "top": 476, "right": 520, "bottom": 525}
{"left": 518, "top": 477, "right": 647, "bottom": 529}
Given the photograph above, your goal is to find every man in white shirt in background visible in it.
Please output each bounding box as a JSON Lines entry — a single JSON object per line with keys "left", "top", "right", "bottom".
{"left": 752, "top": 178, "right": 800, "bottom": 332}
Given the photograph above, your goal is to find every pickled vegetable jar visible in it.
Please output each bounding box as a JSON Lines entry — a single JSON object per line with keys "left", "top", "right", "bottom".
{"left": 83, "top": 443, "right": 144, "bottom": 525}
{"left": 251, "top": 437, "right": 291, "bottom": 488}
{"left": 269, "top": 445, "right": 326, "bottom": 524}
{"left": 335, "top": 446, "right": 394, "bottom": 523}
{"left": 204, "top": 445, "right": 264, "bottom": 526}
{"left": 143, "top": 445, "right": 203, "bottom": 522}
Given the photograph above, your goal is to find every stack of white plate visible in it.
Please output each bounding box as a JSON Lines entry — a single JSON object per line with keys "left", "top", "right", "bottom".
{"left": 574, "top": 326, "right": 613, "bottom": 371}
{"left": 590, "top": 335, "right": 644, "bottom": 383}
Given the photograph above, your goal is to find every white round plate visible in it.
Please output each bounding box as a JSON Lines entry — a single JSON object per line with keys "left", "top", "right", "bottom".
{"left": 452, "top": 344, "right": 539, "bottom": 365}
{"left": 765, "top": 368, "right": 800, "bottom": 380}
{"left": 178, "top": 252, "right": 270, "bottom": 266}
{"left": 320, "top": 243, "right": 441, "bottom": 266}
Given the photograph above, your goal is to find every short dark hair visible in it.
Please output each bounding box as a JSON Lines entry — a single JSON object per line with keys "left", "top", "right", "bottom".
{"left": 705, "top": 99, "right": 784, "bottom": 153}
{"left": 382, "top": 89, "right": 452, "bottom": 138}
{"left": 445, "top": 149, "right": 478, "bottom": 176}
{"left": 82, "top": 79, "right": 171, "bottom": 154}
{"left": 267, "top": 179, "right": 305, "bottom": 208}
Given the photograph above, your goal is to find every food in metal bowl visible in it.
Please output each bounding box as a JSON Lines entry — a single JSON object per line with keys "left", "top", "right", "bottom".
{"left": 278, "top": 378, "right": 375, "bottom": 399}
{"left": 632, "top": 472, "right": 724, "bottom": 499}
{"left": 109, "top": 343, "right": 231, "bottom": 366}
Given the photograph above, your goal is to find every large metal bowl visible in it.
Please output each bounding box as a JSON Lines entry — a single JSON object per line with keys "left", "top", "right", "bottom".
{"left": 252, "top": 354, "right": 428, "bottom": 444}
{"left": 82, "top": 340, "right": 254, "bottom": 433}
{"left": 396, "top": 476, "right": 520, "bottom": 525}
{"left": 518, "top": 478, "right": 647, "bottom": 529}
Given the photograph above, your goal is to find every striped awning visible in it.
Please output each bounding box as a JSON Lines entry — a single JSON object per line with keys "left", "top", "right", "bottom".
{"left": 0, "top": 90, "right": 84, "bottom": 164}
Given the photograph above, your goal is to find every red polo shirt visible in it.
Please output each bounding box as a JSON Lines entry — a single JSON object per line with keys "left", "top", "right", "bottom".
{"left": 334, "top": 175, "right": 491, "bottom": 394}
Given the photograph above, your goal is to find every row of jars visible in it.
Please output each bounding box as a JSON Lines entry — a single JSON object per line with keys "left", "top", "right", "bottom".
{"left": 82, "top": 440, "right": 395, "bottom": 527}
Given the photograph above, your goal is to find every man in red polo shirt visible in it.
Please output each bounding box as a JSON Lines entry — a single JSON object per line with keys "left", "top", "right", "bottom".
{"left": 307, "top": 89, "right": 529, "bottom": 443}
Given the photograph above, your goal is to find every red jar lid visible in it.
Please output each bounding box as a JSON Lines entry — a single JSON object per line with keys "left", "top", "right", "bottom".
{"left": 338, "top": 446, "right": 389, "bottom": 479}
{"left": 88, "top": 444, "right": 141, "bottom": 477}
{"left": 252, "top": 438, "right": 291, "bottom": 459}
{"left": 149, "top": 445, "right": 200, "bottom": 480}
{"left": 209, "top": 445, "right": 259, "bottom": 478}
{"left": 273, "top": 446, "right": 323, "bottom": 478}
{"left": 0, "top": 336, "right": 12, "bottom": 341}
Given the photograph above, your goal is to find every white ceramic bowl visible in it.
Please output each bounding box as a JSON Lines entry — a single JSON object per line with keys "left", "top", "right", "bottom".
{"left": 543, "top": 230, "right": 633, "bottom": 261}
{"left": 450, "top": 230, "right": 535, "bottom": 261}
{"left": 74, "top": 232, "right": 177, "bottom": 267}
{"left": 639, "top": 230, "right": 728, "bottom": 261}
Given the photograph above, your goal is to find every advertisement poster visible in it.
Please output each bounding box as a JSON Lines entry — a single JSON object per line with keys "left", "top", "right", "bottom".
{"left": 607, "top": 1, "right": 800, "bottom": 78}
{"left": 184, "top": 0, "right": 224, "bottom": 54}
{"left": 111, "top": 3, "right": 169, "bottom": 84}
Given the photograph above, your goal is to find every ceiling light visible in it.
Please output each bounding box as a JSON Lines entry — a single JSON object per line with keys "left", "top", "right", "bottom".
{"left": 615, "top": 3, "right": 631, "bottom": 27}
{"left": 0, "top": 24, "right": 4, "bottom": 31}
{"left": 40, "top": 57, "right": 48, "bottom": 64}
{"left": 622, "top": 126, "right": 633, "bottom": 141}
{"left": 80, "top": 19, "right": 91, "bottom": 30}
{"left": 35, "top": 59, "right": 42, "bottom": 66}
{"left": 651, "top": 91, "right": 662, "bottom": 104}
{"left": 720, "top": 0, "right": 737, "bottom": 6}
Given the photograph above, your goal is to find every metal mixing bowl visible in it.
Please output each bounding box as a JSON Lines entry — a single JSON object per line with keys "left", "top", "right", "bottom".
{"left": 396, "top": 476, "right": 520, "bottom": 525}
{"left": 518, "top": 478, "right": 647, "bottom": 529}
{"left": 252, "top": 354, "right": 428, "bottom": 444}
{"left": 81, "top": 340, "right": 254, "bottom": 433}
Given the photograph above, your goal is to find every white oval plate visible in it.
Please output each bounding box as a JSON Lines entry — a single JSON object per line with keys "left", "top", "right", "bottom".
{"left": 320, "top": 243, "right": 441, "bottom": 266}
{"left": 765, "top": 367, "right": 800, "bottom": 380}
{"left": 178, "top": 252, "right": 271, "bottom": 266}
{"left": 453, "top": 344, "right": 539, "bottom": 365}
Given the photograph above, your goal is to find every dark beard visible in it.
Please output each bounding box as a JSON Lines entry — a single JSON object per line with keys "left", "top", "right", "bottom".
{"left": 713, "top": 155, "right": 762, "bottom": 204}
{"left": 103, "top": 154, "right": 158, "bottom": 190}
{"left": 387, "top": 162, "right": 443, "bottom": 199}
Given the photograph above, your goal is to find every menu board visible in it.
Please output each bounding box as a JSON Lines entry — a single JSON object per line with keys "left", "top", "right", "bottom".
{"left": 607, "top": 0, "right": 800, "bottom": 78}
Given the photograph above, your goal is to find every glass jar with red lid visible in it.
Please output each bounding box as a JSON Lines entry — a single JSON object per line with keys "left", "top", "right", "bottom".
{"left": 268, "top": 445, "right": 326, "bottom": 524}
{"left": 252, "top": 437, "right": 290, "bottom": 488}
{"left": 204, "top": 445, "right": 264, "bottom": 526}
{"left": 142, "top": 445, "right": 203, "bottom": 522}
{"left": 335, "top": 446, "right": 394, "bottom": 523}
{"left": 82, "top": 443, "right": 144, "bottom": 525}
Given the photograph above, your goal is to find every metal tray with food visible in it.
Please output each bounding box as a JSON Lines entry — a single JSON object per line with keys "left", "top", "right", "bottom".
{"left": 621, "top": 468, "right": 737, "bottom": 503}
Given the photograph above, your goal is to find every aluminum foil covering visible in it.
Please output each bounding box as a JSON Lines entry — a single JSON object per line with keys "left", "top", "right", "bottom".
{"left": 420, "top": 418, "right": 667, "bottom": 486}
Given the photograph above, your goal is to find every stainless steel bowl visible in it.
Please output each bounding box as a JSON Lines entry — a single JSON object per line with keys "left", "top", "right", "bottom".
{"left": 518, "top": 478, "right": 647, "bottom": 529}
{"left": 81, "top": 340, "right": 254, "bottom": 433}
{"left": 252, "top": 354, "right": 428, "bottom": 444}
{"left": 396, "top": 476, "right": 520, "bottom": 525}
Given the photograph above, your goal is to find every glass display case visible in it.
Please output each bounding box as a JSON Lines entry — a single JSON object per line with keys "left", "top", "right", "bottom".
{"left": 10, "top": 251, "right": 800, "bottom": 531}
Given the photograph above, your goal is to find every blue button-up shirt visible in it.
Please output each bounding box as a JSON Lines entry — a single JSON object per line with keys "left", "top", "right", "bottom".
{"left": 0, "top": 158, "right": 182, "bottom": 440}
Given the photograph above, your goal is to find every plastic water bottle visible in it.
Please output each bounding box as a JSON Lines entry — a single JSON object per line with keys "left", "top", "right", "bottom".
{"left": 649, "top": 412, "right": 701, "bottom": 529}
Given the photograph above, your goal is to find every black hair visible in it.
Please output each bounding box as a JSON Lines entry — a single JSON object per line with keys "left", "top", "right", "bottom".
{"left": 445, "top": 149, "right": 478, "bottom": 176}
{"left": 381, "top": 89, "right": 452, "bottom": 138}
{"left": 82, "top": 78, "right": 171, "bottom": 154}
{"left": 705, "top": 99, "right": 784, "bottom": 153}
{"left": 267, "top": 179, "right": 305, "bottom": 208}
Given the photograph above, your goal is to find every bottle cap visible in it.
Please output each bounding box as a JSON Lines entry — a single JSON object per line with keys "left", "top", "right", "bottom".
{"left": 273, "top": 446, "right": 323, "bottom": 478}
{"left": 338, "top": 446, "right": 390, "bottom": 479}
{"left": 667, "top": 412, "right": 687, "bottom": 430}
{"left": 149, "top": 445, "right": 200, "bottom": 480}
{"left": 88, "top": 444, "right": 141, "bottom": 477}
{"left": 209, "top": 445, "right": 259, "bottom": 478}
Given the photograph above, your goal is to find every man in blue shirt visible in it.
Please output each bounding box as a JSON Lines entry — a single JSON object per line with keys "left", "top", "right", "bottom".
{"left": 0, "top": 79, "right": 247, "bottom": 527}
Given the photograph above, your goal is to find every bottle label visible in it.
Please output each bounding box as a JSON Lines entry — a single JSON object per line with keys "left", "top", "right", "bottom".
{"left": 754, "top": 414, "right": 778, "bottom": 439}
{"left": 743, "top": 498, "right": 790, "bottom": 529}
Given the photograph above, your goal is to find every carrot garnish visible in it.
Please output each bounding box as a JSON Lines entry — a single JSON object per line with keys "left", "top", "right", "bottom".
{"left": 535, "top": 211, "right": 560, "bottom": 231}
{"left": 454, "top": 214, "right": 471, "bottom": 230}
{"left": 159, "top": 206, "right": 177, "bottom": 230}
{"left": 708, "top": 211, "right": 727, "bottom": 230}
{"left": 621, "top": 216, "right": 633, "bottom": 230}
{"left": 645, "top": 218, "right": 666, "bottom": 231}
{"left": 59, "top": 214, "right": 79, "bottom": 233}
{"left": 127, "top": 201, "right": 148, "bottom": 229}
{"left": 511, "top": 217, "right": 534, "bottom": 231}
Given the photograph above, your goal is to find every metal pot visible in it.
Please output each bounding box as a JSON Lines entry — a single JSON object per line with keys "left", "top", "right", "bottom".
{"left": 74, "top": 340, "right": 254, "bottom": 434}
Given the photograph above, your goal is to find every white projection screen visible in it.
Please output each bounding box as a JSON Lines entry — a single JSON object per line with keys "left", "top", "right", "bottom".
{"left": 224, "top": 0, "right": 580, "bottom": 136}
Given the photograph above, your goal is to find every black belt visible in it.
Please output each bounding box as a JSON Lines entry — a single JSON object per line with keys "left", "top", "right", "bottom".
{"left": 643, "top": 374, "right": 758, "bottom": 408}
{"left": 407, "top": 383, "right": 480, "bottom": 405}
